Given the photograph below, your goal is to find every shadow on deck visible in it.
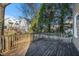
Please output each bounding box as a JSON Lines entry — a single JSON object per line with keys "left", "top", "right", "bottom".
{"left": 25, "top": 38, "right": 79, "bottom": 56}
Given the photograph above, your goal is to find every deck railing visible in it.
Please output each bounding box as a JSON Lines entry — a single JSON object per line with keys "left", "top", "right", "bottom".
{"left": 32, "top": 33, "right": 73, "bottom": 43}
{"left": 0, "top": 33, "right": 27, "bottom": 55}
{"left": 0, "top": 33, "right": 73, "bottom": 55}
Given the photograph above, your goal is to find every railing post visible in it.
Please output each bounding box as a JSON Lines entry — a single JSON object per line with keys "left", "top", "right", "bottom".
{"left": 0, "top": 36, "right": 2, "bottom": 53}
{"left": 5, "top": 35, "right": 9, "bottom": 52}
{"left": 1, "top": 36, "right": 5, "bottom": 52}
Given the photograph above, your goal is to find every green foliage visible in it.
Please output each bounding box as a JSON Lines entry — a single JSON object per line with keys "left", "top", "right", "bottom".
{"left": 29, "top": 9, "right": 40, "bottom": 33}
{"left": 37, "top": 4, "right": 55, "bottom": 33}
{"left": 60, "top": 4, "right": 70, "bottom": 33}
{"left": 29, "top": 3, "right": 72, "bottom": 33}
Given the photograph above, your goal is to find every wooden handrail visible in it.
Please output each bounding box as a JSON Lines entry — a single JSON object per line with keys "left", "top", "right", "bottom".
{"left": 0, "top": 33, "right": 28, "bottom": 55}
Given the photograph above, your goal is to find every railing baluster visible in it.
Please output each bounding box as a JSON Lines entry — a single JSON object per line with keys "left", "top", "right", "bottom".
{"left": 32, "top": 33, "right": 73, "bottom": 43}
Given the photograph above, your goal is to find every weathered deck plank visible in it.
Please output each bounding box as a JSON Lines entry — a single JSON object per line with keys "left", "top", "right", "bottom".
{"left": 25, "top": 38, "right": 79, "bottom": 56}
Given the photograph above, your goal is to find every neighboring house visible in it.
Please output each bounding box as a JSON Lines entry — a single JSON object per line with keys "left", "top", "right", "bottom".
{"left": 4, "top": 17, "right": 30, "bottom": 33}
{"left": 4, "top": 18, "right": 16, "bottom": 29}
{"left": 19, "top": 18, "right": 30, "bottom": 33}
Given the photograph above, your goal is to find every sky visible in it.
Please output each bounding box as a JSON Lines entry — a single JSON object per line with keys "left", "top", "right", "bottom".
{"left": 5, "top": 3, "right": 40, "bottom": 20}
{"left": 5, "top": 3, "right": 22, "bottom": 19}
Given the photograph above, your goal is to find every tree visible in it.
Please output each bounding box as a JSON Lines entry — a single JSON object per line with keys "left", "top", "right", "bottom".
{"left": 29, "top": 10, "right": 40, "bottom": 33}
{"left": 16, "top": 3, "right": 39, "bottom": 20}
{"left": 16, "top": 3, "right": 40, "bottom": 33}
{"left": 60, "top": 4, "right": 72, "bottom": 33}
{"left": 30, "top": 3, "right": 73, "bottom": 33}
{"left": 45, "top": 4, "right": 55, "bottom": 32}
{"left": 37, "top": 4, "right": 55, "bottom": 33}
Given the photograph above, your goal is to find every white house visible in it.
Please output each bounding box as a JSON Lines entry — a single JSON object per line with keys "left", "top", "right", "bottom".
{"left": 4, "top": 17, "right": 30, "bottom": 33}
{"left": 4, "top": 17, "right": 16, "bottom": 29}
{"left": 19, "top": 18, "right": 30, "bottom": 33}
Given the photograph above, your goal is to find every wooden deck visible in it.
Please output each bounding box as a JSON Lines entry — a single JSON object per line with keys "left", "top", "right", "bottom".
{"left": 0, "top": 34, "right": 79, "bottom": 56}
{"left": 25, "top": 38, "right": 79, "bottom": 56}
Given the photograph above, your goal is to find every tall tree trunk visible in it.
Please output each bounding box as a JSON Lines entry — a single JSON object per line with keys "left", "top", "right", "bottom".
{"left": 48, "top": 19, "right": 51, "bottom": 32}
